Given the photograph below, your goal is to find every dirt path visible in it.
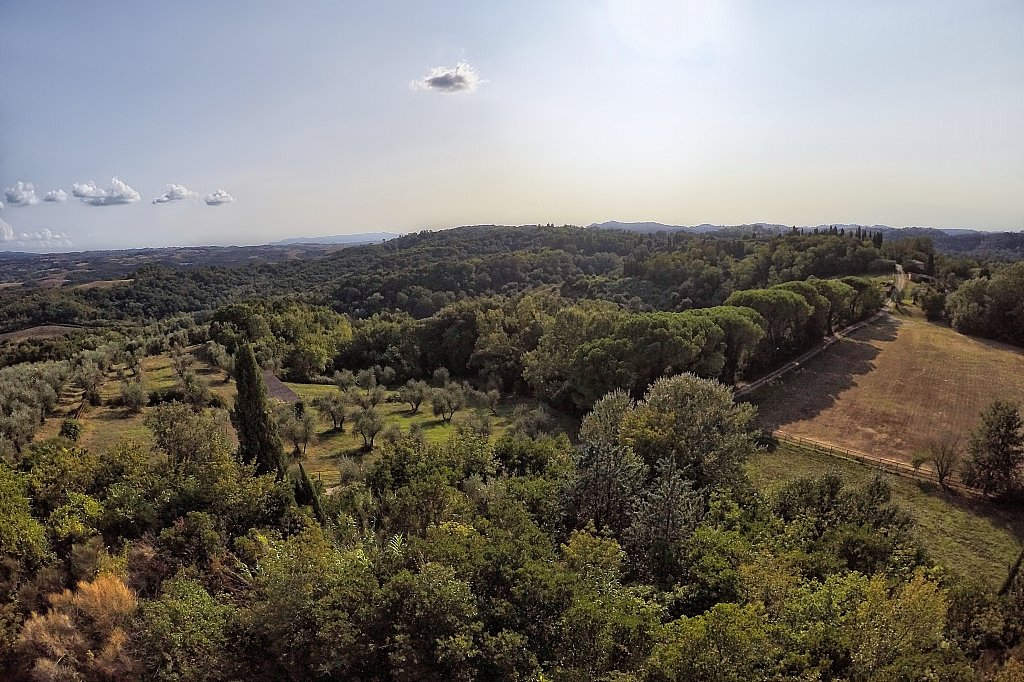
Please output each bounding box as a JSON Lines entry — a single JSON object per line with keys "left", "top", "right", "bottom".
{"left": 734, "top": 308, "right": 889, "bottom": 398}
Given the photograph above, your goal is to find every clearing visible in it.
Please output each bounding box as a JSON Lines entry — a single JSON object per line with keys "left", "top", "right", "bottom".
{"left": 30, "top": 347, "right": 536, "bottom": 488}
{"left": 746, "top": 306, "right": 1024, "bottom": 464}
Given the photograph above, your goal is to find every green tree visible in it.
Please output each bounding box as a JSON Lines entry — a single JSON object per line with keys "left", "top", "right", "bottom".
{"left": 231, "top": 344, "right": 286, "bottom": 479}
{"left": 120, "top": 380, "right": 148, "bottom": 413}
{"left": 431, "top": 384, "right": 466, "bottom": 423}
{"left": 961, "top": 400, "right": 1024, "bottom": 496}
{"left": 58, "top": 418, "right": 82, "bottom": 442}
{"left": 312, "top": 392, "right": 348, "bottom": 431}
{"left": 912, "top": 436, "right": 962, "bottom": 491}
{"left": 399, "top": 379, "right": 429, "bottom": 414}
{"left": 353, "top": 406, "right": 385, "bottom": 449}
{"left": 618, "top": 373, "right": 757, "bottom": 489}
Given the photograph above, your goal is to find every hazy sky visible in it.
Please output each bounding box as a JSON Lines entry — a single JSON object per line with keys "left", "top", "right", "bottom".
{"left": 1, "top": 1, "right": 1022, "bottom": 251}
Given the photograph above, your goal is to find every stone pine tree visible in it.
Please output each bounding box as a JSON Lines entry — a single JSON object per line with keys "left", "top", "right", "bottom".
{"left": 232, "top": 344, "right": 286, "bottom": 479}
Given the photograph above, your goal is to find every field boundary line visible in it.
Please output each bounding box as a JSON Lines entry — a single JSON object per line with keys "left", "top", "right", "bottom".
{"left": 773, "top": 430, "right": 973, "bottom": 494}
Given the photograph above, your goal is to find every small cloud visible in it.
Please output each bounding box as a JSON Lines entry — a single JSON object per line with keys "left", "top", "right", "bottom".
{"left": 44, "top": 189, "right": 68, "bottom": 203}
{"left": 4, "top": 181, "right": 39, "bottom": 206}
{"left": 204, "top": 189, "right": 234, "bottom": 206}
{"left": 72, "top": 177, "right": 141, "bottom": 206}
{"left": 411, "top": 61, "right": 484, "bottom": 94}
{"left": 152, "top": 184, "right": 198, "bottom": 204}
{"left": 0, "top": 216, "right": 72, "bottom": 251}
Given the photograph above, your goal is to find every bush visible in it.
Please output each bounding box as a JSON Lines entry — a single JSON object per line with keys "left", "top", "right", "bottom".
{"left": 59, "top": 418, "right": 82, "bottom": 442}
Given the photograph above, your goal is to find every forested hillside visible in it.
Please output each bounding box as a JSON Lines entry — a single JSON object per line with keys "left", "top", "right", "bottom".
{"left": 3, "top": 224, "right": 1024, "bottom": 680}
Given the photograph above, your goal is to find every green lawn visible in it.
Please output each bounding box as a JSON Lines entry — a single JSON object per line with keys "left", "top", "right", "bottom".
{"left": 748, "top": 442, "right": 1024, "bottom": 589}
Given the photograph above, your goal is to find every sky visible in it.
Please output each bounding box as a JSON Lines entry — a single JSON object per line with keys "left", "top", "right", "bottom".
{"left": 1, "top": 0, "right": 1022, "bottom": 252}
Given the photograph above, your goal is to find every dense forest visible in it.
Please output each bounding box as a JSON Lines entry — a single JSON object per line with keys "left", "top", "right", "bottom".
{"left": 3, "top": 224, "right": 1024, "bottom": 680}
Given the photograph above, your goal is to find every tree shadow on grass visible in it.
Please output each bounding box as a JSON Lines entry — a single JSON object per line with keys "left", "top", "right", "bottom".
{"left": 910, "top": 479, "right": 1024, "bottom": 546}
{"left": 745, "top": 315, "right": 902, "bottom": 431}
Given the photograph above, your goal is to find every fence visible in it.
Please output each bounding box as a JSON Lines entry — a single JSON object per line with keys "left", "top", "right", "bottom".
{"left": 774, "top": 430, "right": 972, "bottom": 494}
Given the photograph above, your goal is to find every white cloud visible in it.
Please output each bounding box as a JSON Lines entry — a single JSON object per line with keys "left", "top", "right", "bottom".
{"left": 411, "top": 61, "right": 484, "bottom": 94}
{"left": 152, "top": 184, "right": 198, "bottom": 204}
{"left": 0, "top": 216, "right": 72, "bottom": 251}
{"left": 44, "top": 189, "right": 68, "bottom": 203}
{"left": 4, "top": 181, "right": 39, "bottom": 206}
{"left": 72, "top": 177, "right": 141, "bottom": 206}
{"left": 204, "top": 189, "right": 234, "bottom": 206}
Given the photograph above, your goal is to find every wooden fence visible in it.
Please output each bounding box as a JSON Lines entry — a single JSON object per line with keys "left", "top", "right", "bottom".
{"left": 775, "top": 430, "right": 972, "bottom": 494}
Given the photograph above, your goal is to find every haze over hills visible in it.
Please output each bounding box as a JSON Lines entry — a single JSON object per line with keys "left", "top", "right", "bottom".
{"left": 590, "top": 221, "right": 1024, "bottom": 260}
{"left": 588, "top": 220, "right": 1018, "bottom": 236}
{"left": 270, "top": 232, "right": 402, "bottom": 245}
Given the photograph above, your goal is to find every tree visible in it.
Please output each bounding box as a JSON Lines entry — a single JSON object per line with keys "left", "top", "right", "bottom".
{"left": 623, "top": 458, "right": 703, "bottom": 586}
{"left": 278, "top": 403, "right": 318, "bottom": 459}
{"left": 961, "top": 401, "right": 1023, "bottom": 497}
{"left": 333, "top": 369, "right": 356, "bottom": 390}
{"left": 352, "top": 406, "right": 385, "bottom": 450}
{"left": 618, "top": 374, "right": 757, "bottom": 489}
{"left": 145, "top": 402, "right": 235, "bottom": 471}
{"left": 398, "top": 379, "right": 429, "bottom": 414}
{"left": 912, "top": 437, "right": 962, "bottom": 491}
{"left": 76, "top": 360, "right": 104, "bottom": 406}
{"left": 355, "top": 368, "right": 377, "bottom": 392}
{"left": 121, "top": 380, "right": 147, "bottom": 413}
{"left": 431, "top": 384, "right": 465, "bottom": 423}
{"left": 564, "top": 443, "right": 646, "bottom": 536}
{"left": 231, "top": 344, "right": 286, "bottom": 479}
{"left": 312, "top": 393, "right": 348, "bottom": 431}
{"left": 918, "top": 286, "right": 946, "bottom": 321}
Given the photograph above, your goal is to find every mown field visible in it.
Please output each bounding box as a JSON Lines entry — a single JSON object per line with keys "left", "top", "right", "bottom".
{"left": 749, "top": 442, "right": 1024, "bottom": 588}
{"left": 747, "top": 305, "right": 1024, "bottom": 464}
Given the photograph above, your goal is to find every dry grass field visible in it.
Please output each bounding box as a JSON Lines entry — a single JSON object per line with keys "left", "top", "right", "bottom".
{"left": 748, "top": 306, "right": 1024, "bottom": 463}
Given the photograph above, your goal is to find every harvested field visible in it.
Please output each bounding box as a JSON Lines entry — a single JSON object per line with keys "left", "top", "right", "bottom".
{"left": 0, "top": 324, "right": 82, "bottom": 343}
{"left": 747, "top": 306, "right": 1024, "bottom": 464}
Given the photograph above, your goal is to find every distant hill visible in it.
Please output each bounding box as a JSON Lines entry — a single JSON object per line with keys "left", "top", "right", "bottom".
{"left": 271, "top": 232, "right": 401, "bottom": 245}
{"left": 590, "top": 221, "right": 1023, "bottom": 259}
{"left": 590, "top": 221, "right": 794, "bottom": 235}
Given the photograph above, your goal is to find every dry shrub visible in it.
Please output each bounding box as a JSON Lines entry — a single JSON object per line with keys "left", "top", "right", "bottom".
{"left": 16, "top": 572, "right": 138, "bottom": 680}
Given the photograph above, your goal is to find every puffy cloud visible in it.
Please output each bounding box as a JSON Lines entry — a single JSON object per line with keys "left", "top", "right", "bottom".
{"left": 4, "top": 181, "right": 39, "bottom": 206}
{"left": 204, "top": 189, "right": 234, "bottom": 206}
{"left": 152, "top": 184, "right": 197, "bottom": 204}
{"left": 72, "top": 177, "right": 141, "bottom": 206}
{"left": 411, "top": 61, "right": 484, "bottom": 94}
{"left": 0, "top": 216, "right": 72, "bottom": 250}
{"left": 44, "top": 189, "right": 68, "bottom": 203}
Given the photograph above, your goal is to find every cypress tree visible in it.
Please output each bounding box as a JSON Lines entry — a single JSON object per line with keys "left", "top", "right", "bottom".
{"left": 296, "top": 462, "right": 326, "bottom": 524}
{"left": 232, "top": 343, "right": 286, "bottom": 479}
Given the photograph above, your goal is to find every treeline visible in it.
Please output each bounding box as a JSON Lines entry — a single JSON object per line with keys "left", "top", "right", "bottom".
{"left": 944, "top": 262, "right": 1024, "bottom": 347}
{"left": 0, "top": 226, "right": 890, "bottom": 333}
{"left": 332, "top": 275, "right": 883, "bottom": 412}
{"left": 4, "top": 373, "right": 1024, "bottom": 679}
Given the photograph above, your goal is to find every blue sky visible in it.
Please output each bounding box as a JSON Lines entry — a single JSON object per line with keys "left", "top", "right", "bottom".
{"left": 1, "top": 1, "right": 1022, "bottom": 251}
